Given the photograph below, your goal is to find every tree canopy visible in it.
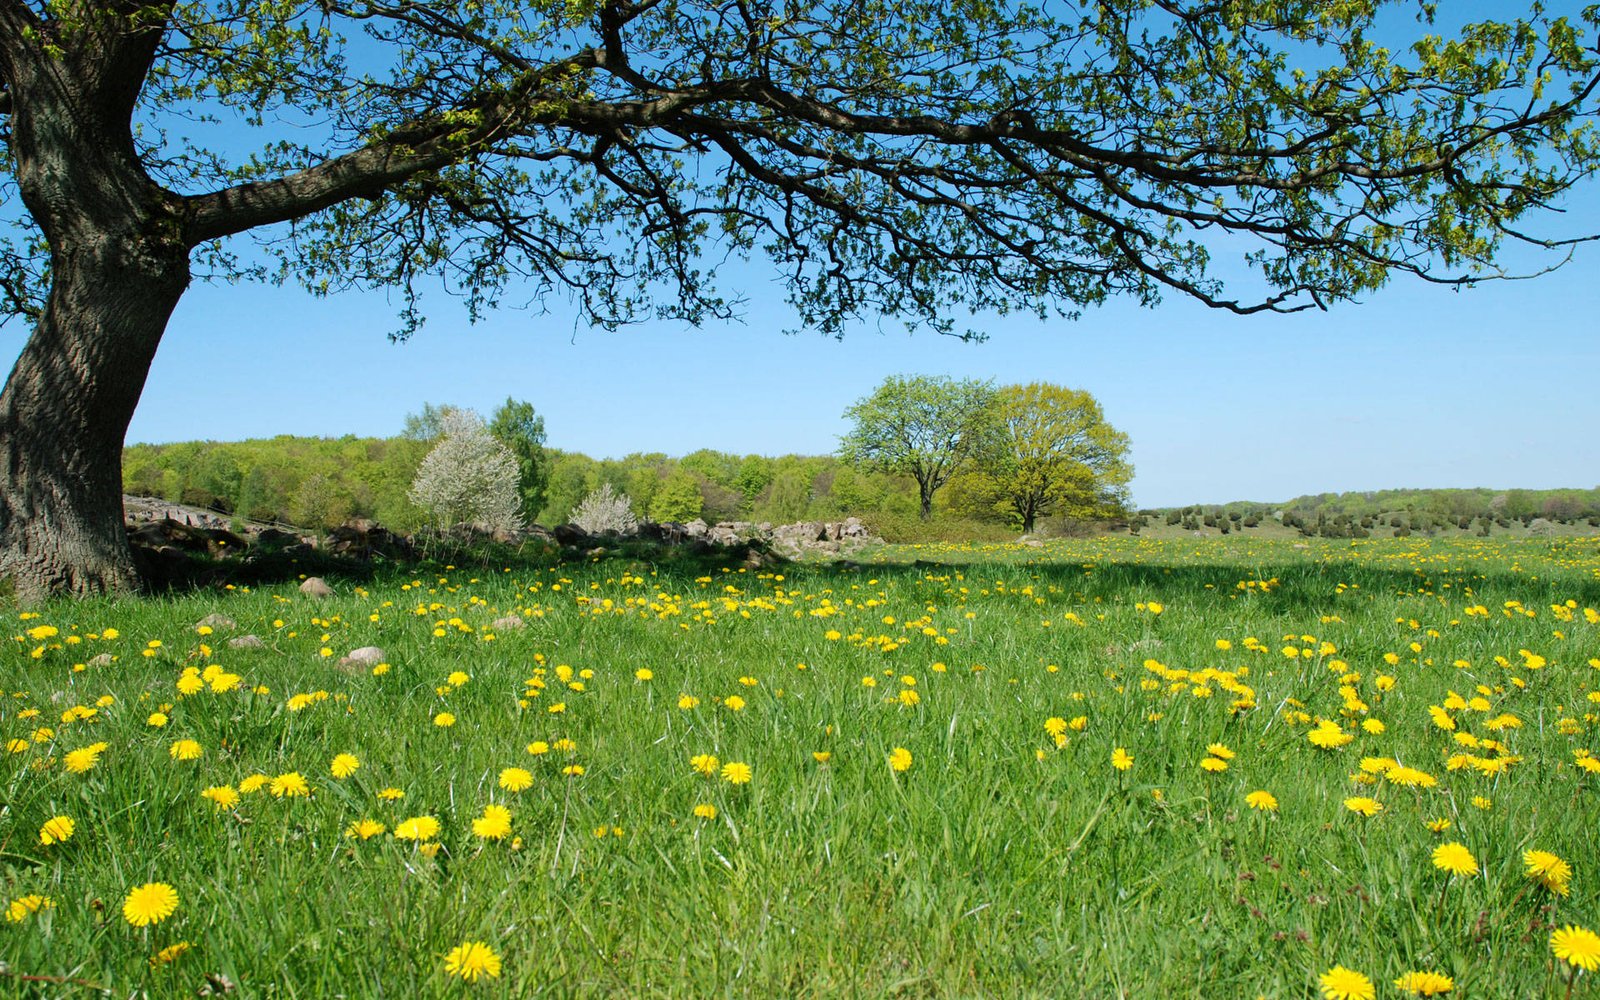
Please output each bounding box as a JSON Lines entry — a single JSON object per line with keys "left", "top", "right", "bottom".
{"left": 839, "top": 375, "right": 1001, "bottom": 518}
{"left": 953, "top": 383, "right": 1132, "bottom": 533}
{"left": 3, "top": 0, "right": 1600, "bottom": 598}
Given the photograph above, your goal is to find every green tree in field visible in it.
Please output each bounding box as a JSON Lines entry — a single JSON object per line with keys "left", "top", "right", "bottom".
{"left": 5, "top": 2, "right": 1600, "bottom": 598}
{"left": 963, "top": 384, "right": 1132, "bottom": 534}
{"left": 487, "top": 397, "right": 549, "bottom": 525}
{"left": 649, "top": 470, "right": 705, "bottom": 524}
{"left": 840, "top": 376, "right": 1000, "bottom": 520}
{"left": 734, "top": 457, "right": 775, "bottom": 515}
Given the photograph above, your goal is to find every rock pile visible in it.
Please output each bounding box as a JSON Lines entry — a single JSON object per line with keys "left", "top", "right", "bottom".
{"left": 631, "top": 516, "right": 879, "bottom": 557}
{"left": 121, "top": 495, "right": 881, "bottom": 572}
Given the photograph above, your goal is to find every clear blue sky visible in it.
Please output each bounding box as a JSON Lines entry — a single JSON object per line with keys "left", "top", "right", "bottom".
{"left": 38, "top": 244, "right": 1590, "bottom": 510}
{"left": 4, "top": 3, "right": 1598, "bottom": 510}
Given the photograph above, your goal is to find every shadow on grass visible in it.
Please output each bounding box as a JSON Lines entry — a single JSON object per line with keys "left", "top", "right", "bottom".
{"left": 133, "top": 536, "right": 786, "bottom": 595}
{"left": 777, "top": 544, "right": 1600, "bottom": 612}
{"left": 134, "top": 533, "right": 1600, "bottom": 613}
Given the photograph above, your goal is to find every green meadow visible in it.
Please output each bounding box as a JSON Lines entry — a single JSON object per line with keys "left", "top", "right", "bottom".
{"left": 4, "top": 535, "right": 1599, "bottom": 998}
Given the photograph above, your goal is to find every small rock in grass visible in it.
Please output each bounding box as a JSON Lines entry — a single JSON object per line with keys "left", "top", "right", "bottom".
{"left": 491, "top": 616, "right": 525, "bottom": 631}
{"left": 299, "top": 577, "right": 334, "bottom": 597}
{"left": 228, "top": 635, "right": 266, "bottom": 650}
{"left": 338, "top": 646, "right": 385, "bottom": 668}
{"left": 197, "top": 613, "right": 237, "bottom": 631}
{"left": 88, "top": 652, "right": 115, "bottom": 667}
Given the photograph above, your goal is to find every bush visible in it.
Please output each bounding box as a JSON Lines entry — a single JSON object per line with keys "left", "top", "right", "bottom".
{"left": 571, "top": 483, "right": 640, "bottom": 536}
{"left": 859, "top": 512, "right": 1016, "bottom": 544}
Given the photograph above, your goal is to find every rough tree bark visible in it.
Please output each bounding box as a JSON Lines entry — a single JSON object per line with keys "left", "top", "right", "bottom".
{"left": 0, "top": 1, "right": 190, "bottom": 601}
{"left": 0, "top": 239, "right": 188, "bottom": 601}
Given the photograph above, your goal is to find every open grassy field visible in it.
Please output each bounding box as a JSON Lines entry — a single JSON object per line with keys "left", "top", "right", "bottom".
{"left": 5, "top": 536, "right": 1600, "bottom": 998}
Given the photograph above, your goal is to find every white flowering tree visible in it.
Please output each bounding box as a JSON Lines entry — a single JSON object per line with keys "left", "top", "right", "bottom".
{"left": 570, "top": 483, "right": 639, "bottom": 537}
{"left": 407, "top": 409, "right": 523, "bottom": 533}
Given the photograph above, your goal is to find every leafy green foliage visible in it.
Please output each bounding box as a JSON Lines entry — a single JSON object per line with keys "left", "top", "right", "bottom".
{"left": 487, "top": 397, "right": 549, "bottom": 522}
{"left": 6, "top": 1, "right": 1599, "bottom": 334}
{"left": 839, "top": 375, "right": 1002, "bottom": 518}
{"left": 950, "top": 383, "right": 1132, "bottom": 533}
{"left": 648, "top": 470, "right": 705, "bottom": 525}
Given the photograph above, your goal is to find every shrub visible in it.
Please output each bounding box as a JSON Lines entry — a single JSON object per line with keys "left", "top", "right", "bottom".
{"left": 571, "top": 483, "right": 640, "bottom": 536}
{"left": 860, "top": 512, "right": 1015, "bottom": 544}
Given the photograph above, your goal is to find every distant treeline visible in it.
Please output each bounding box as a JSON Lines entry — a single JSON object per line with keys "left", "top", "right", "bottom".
{"left": 121, "top": 436, "right": 1030, "bottom": 540}
{"left": 1140, "top": 488, "right": 1600, "bottom": 537}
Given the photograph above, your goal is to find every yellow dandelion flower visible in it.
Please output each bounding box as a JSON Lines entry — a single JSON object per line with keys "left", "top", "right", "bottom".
{"left": 63, "top": 742, "right": 108, "bottom": 774}
{"left": 201, "top": 785, "right": 239, "bottom": 810}
{"left": 238, "top": 774, "right": 269, "bottom": 794}
{"left": 499, "top": 767, "right": 533, "bottom": 792}
{"left": 433, "top": 712, "right": 455, "bottom": 727}
{"left": 443, "top": 941, "right": 501, "bottom": 982}
{"left": 888, "top": 747, "right": 913, "bottom": 772}
{"left": 345, "top": 818, "right": 387, "bottom": 840}
{"left": 1245, "top": 790, "right": 1278, "bottom": 812}
{"left": 123, "top": 882, "right": 179, "bottom": 927}
{"left": 6, "top": 894, "right": 54, "bottom": 923}
{"left": 38, "top": 815, "right": 74, "bottom": 845}
{"left": 472, "top": 804, "right": 513, "bottom": 840}
{"left": 690, "top": 753, "right": 720, "bottom": 776}
{"left": 1200, "top": 757, "right": 1228, "bottom": 773}
{"left": 1308, "top": 722, "right": 1354, "bottom": 749}
{"left": 329, "top": 753, "right": 360, "bottom": 778}
{"left": 269, "top": 772, "right": 310, "bottom": 798}
{"left": 1523, "top": 849, "right": 1573, "bottom": 896}
{"left": 1343, "top": 797, "right": 1383, "bottom": 817}
{"left": 693, "top": 803, "right": 717, "bottom": 820}
{"left": 393, "top": 816, "right": 440, "bottom": 841}
{"left": 1551, "top": 925, "right": 1600, "bottom": 972}
{"left": 168, "top": 739, "right": 203, "bottom": 761}
{"left": 1431, "top": 842, "right": 1478, "bottom": 877}
{"left": 1319, "top": 965, "right": 1375, "bottom": 1000}
{"left": 1111, "top": 747, "right": 1133, "bottom": 771}
{"left": 150, "top": 941, "right": 193, "bottom": 967}
{"left": 1392, "top": 970, "right": 1454, "bottom": 996}
{"left": 721, "top": 761, "right": 752, "bottom": 784}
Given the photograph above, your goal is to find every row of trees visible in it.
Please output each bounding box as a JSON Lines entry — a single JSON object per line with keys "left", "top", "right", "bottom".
{"left": 122, "top": 434, "right": 997, "bottom": 533}
{"left": 1140, "top": 490, "right": 1600, "bottom": 538}
{"left": 121, "top": 378, "right": 1132, "bottom": 535}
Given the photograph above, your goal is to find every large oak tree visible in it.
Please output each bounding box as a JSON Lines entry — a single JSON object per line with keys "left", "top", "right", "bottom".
{"left": 2, "top": 1, "right": 1598, "bottom": 600}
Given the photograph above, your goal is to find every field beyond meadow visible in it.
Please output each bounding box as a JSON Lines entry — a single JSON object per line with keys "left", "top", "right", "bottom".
{"left": 4, "top": 536, "right": 1600, "bottom": 998}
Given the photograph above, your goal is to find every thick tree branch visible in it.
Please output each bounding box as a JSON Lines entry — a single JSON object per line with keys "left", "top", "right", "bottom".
{"left": 0, "top": 1, "right": 40, "bottom": 80}
{"left": 186, "top": 49, "right": 599, "bottom": 243}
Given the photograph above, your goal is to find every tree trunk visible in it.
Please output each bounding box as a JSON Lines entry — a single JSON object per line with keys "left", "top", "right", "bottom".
{"left": 919, "top": 487, "right": 933, "bottom": 520}
{"left": 0, "top": 234, "right": 189, "bottom": 602}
